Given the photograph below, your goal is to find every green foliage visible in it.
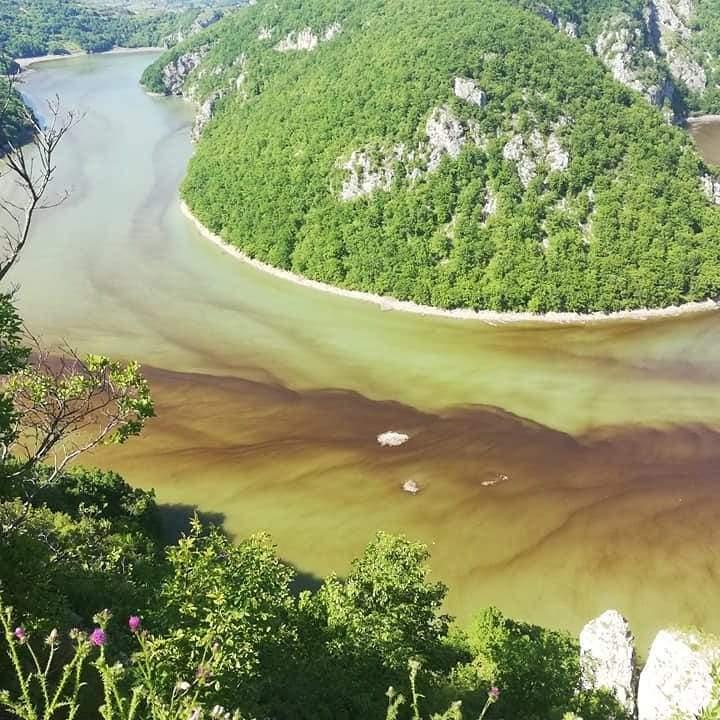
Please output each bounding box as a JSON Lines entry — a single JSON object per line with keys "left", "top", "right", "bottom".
{"left": 449, "top": 607, "right": 629, "bottom": 720}
{"left": 313, "top": 531, "right": 450, "bottom": 672}
{"left": 0, "top": 0, "right": 225, "bottom": 59}
{"left": 147, "top": 0, "right": 720, "bottom": 313}
{"left": 150, "top": 520, "right": 298, "bottom": 712}
{"left": 0, "top": 467, "right": 164, "bottom": 632}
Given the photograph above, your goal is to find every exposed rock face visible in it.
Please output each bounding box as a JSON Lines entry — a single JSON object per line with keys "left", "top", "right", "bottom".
{"left": 454, "top": 77, "right": 487, "bottom": 107}
{"left": 161, "top": 49, "right": 207, "bottom": 95}
{"left": 546, "top": 132, "right": 569, "bottom": 171}
{"left": 192, "top": 92, "right": 220, "bottom": 141}
{"left": 426, "top": 106, "right": 467, "bottom": 170}
{"left": 647, "top": 0, "right": 706, "bottom": 93}
{"left": 502, "top": 124, "right": 569, "bottom": 188}
{"left": 580, "top": 610, "right": 638, "bottom": 717}
{"left": 638, "top": 629, "right": 720, "bottom": 720}
{"left": 275, "top": 23, "right": 341, "bottom": 52}
{"left": 534, "top": 4, "right": 578, "bottom": 37}
{"left": 588, "top": 0, "right": 711, "bottom": 113}
{"left": 701, "top": 174, "right": 720, "bottom": 204}
{"left": 338, "top": 104, "right": 493, "bottom": 199}
{"left": 167, "top": 10, "right": 222, "bottom": 46}
{"left": 322, "top": 22, "right": 342, "bottom": 42}
{"left": 257, "top": 25, "right": 273, "bottom": 41}
{"left": 482, "top": 188, "right": 497, "bottom": 219}
{"left": 340, "top": 146, "right": 403, "bottom": 200}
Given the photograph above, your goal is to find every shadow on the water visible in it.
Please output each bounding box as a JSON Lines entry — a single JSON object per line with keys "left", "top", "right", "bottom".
{"left": 158, "top": 502, "right": 227, "bottom": 544}
{"left": 157, "top": 501, "right": 327, "bottom": 593}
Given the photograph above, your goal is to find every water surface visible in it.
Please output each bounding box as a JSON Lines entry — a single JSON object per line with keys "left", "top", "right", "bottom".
{"left": 6, "top": 53, "right": 720, "bottom": 649}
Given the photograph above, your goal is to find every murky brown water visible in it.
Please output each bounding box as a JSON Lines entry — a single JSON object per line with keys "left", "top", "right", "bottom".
{"left": 5, "top": 54, "right": 720, "bottom": 649}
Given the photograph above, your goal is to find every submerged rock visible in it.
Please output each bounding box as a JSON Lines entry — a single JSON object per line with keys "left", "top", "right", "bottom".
{"left": 580, "top": 610, "right": 638, "bottom": 716}
{"left": 638, "top": 629, "right": 720, "bottom": 720}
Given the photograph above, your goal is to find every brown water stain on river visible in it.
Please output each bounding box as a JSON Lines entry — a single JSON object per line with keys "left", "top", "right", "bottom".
{"left": 6, "top": 53, "right": 720, "bottom": 649}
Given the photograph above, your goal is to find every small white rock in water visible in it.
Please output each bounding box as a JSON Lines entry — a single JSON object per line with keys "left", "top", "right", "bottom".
{"left": 482, "top": 473, "right": 509, "bottom": 487}
{"left": 377, "top": 431, "right": 409, "bottom": 447}
{"left": 402, "top": 479, "right": 420, "bottom": 494}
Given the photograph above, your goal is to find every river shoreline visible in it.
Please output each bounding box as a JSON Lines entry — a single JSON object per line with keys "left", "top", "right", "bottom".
{"left": 180, "top": 200, "right": 719, "bottom": 326}
{"left": 14, "top": 46, "right": 161, "bottom": 71}
{"left": 686, "top": 114, "right": 720, "bottom": 127}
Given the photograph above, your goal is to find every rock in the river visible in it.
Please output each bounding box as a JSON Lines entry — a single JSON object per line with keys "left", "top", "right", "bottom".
{"left": 580, "top": 610, "right": 638, "bottom": 716}
{"left": 638, "top": 629, "right": 720, "bottom": 720}
{"left": 377, "top": 431, "right": 410, "bottom": 447}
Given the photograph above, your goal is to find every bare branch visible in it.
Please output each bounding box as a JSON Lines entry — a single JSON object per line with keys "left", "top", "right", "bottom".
{"left": 0, "top": 68, "right": 82, "bottom": 283}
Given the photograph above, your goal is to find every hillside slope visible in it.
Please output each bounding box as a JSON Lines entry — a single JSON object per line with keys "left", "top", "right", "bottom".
{"left": 519, "top": 0, "right": 720, "bottom": 117}
{"left": 143, "top": 0, "right": 720, "bottom": 313}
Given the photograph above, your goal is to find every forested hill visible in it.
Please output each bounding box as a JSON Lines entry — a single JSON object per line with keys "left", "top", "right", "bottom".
{"left": 517, "top": 0, "right": 720, "bottom": 117}
{"left": 0, "top": 0, "right": 243, "bottom": 58}
{"left": 145, "top": 0, "right": 720, "bottom": 314}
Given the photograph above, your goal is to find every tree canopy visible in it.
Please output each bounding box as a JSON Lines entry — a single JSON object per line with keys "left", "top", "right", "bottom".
{"left": 144, "top": 0, "right": 720, "bottom": 313}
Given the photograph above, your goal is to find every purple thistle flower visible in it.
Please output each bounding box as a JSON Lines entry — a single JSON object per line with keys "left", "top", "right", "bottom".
{"left": 489, "top": 686, "right": 500, "bottom": 702}
{"left": 128, "top": 615, "right": 141, "bottom": 633}
{"left": 89, "top": 628, "right": 106, "bottom": 647}
{"left": 13, "top": 627, "right": 26, "bottom": 642}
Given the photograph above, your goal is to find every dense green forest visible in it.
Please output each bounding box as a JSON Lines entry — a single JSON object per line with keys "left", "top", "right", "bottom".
{"left": 142, "top": 0, "right": 720, "bottom": 314}
{"left": 0, "top": 72, "right": 31, "bottom": 150}
{"left": 0, "top": 0, "right": 242, "bottom": 58}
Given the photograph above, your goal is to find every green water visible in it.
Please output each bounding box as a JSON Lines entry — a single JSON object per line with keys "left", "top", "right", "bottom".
{"left": 5, "top": 52, "right": 720, "bottom": 648}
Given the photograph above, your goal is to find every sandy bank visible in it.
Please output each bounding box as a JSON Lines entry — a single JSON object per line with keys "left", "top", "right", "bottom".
{"left": 15, "top": 46, "right": 161, "bottom": 71}
{"left": 687, "top": 114, "right": 720, "bottom": 127}
{"left": 180, "top": 201, "right": 719, "bottom": 326}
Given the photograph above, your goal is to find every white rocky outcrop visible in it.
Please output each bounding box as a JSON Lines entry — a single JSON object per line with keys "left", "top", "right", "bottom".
{"left": 257, "top": 25, "right": 273, "bottom": 41}
{"left": 701, "top": 174, "right": 720, "bottom": 204}
{"left": 482, "top": 188, "right": 497, "bottom": 219}
{"left": 340, "top": 146, "right": 404, "bottom": 200}
{"left": 546, "top": 132, "right": 569, "bottom": 171}
{"left": 166, "top": 9, "right": 222, "bottom": 46}
{"left": 580, "top": 610, "right": 638, "bottom": 716}
{"left": 647, "top": 0, "right": 706, "bottom": 91}
{"left": 275, "top": 23, "right": 341, "bottom": 52}
{"left": 191, "top": 91, "right": 221, "bottom": 141}
{"left": 534, "top": 4, "right": 578, "bottom": 38}
{"left": 638, "top": 629, "right": 720, "bottom": 720}
{"left": 276, "top": 28, "right": 318, "bottom": 52}
{"left": 377, "top": 431, "right": 409, "bottom": 447}
{"left": 502, "top": 124, "right": 569, "bottom": 188}
{"left": 161, "top": 49, "right": 207, "bottom": 95}
{"left": 426, "top": 106, "right": 467, "bottom": 171}
{"left": 322, "top": 22, "right": 342, "bottom": 42}
{"left": 503, "top": 134, "right": 537, "bottom": 187}
{"left": 454, "top": 77, "right": 487, "bottom": 108}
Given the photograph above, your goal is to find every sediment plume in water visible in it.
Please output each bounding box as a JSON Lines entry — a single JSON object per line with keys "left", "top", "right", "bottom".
{"left": 98, "top": 366, "right": 720, "bottom": 652}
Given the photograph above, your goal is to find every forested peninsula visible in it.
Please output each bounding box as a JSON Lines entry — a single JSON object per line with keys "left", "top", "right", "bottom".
{"left": 143, "top": 0, "right": 720, "bottom": 314}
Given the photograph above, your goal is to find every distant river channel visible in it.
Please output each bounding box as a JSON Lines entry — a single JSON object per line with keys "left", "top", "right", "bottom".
{"left": 5, "top": 52, "right": 720, "bottom": 650}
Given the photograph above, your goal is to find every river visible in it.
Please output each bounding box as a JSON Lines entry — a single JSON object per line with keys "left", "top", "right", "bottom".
{"left": 6, "top": 52, "right": 720, "bottom": 650}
